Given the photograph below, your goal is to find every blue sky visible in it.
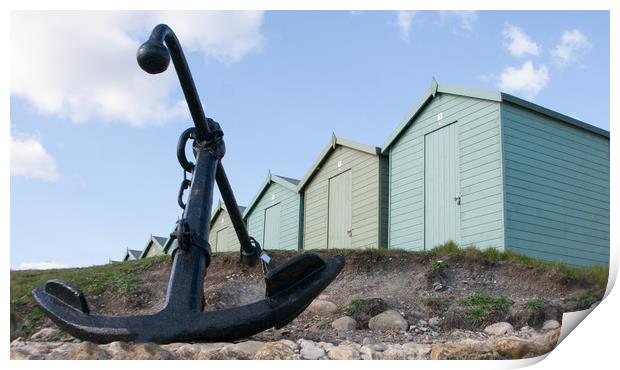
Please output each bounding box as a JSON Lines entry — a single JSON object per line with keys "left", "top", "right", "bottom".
{"left": 10, "top": 10, "right": 609, "bottom": 268}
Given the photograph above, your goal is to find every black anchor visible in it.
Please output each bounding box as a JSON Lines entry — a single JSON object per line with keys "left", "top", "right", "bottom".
{"left": 32, "top": 24, "right": 344, "bottom": 344}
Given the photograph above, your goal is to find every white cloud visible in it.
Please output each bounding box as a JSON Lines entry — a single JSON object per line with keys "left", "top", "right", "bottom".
{"left": 11, "top": 134, "right": 59, "bottom": 182}
{"left": 498, "top": 61, "right": 550, "bottom": 99}
{"left": 438, "top": 11, "right": 478, "bottom": 31}
{"left": 397, "top": 11, "right": 418, "bottom": 42}
{"left": 551, "top": 29, "right": 592, "bottom": 66}
{"left": 11, "top": 11, "right": 265, "bottom": 126}
{"left": 16, "top": 262, "right": 68, "bottom": 270}
{"left": 503, "top": 24, "right": 541, "bottom": 57}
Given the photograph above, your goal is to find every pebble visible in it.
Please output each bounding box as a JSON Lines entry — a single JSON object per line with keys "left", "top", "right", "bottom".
{"left": 10, "top": 327, "right": 562, "bottom": 360}
{"left": 368, "top": 310, "right": 409, "bottom": 331}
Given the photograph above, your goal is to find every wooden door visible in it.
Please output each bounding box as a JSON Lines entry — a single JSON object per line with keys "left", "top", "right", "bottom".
{"left": 263, "top": 203, "right": 281, "bottom": 249}
{"left": 328, "top": 170, "right": 352, "bottom": 248}
{"left": 425, "top": 123, "right": 460, "bottom": 248}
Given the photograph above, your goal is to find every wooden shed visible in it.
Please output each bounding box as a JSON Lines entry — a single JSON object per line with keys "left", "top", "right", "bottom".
{"left": 298, "top": 134, "right": 388, "bottom": 250}
{"left": 208, "top": 201, "right": 247, "bottom": 252}
{"left": 382, "top": 79, "right": 609, "bottom": 266}
{"left": 243, "top": 172, "right": 302, "bottom": 250}
{"left": 139, "top": 235, "right": 168, "bottom": 259}
{"left": 122, "top": 248, "right": 142, "bottom": 262}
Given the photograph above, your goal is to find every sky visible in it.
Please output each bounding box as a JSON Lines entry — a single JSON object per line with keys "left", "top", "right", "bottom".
{"left": 9, "top": 10, "right": 610, "bottom": 269}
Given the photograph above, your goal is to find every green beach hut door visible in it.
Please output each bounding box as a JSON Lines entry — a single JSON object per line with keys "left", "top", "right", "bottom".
{"left": 263, "top": 203, "right": 281, "bottom": 249}
{"left": 215, "top": 228, "right": 227, "bottom": 252}
{"left": 424, "top": 122, "right": 461, "bottom": 249}
{"left": 328, "top": 170, "right": 352, "bottom": 249}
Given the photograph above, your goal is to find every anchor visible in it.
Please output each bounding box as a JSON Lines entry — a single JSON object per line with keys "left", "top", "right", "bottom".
{"left": 32, "top": 24, "right": 345, "bottom": 344}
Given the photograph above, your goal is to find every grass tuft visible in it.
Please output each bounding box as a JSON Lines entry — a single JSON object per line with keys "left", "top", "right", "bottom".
{"left": 460, "top": 294, "right": 512, "bottom": 323}
{"left": 427, "top": 260, "right": 447, "bottom": 274}
{"left": 420, "top": 296, "right": 440, "bottom": 307}
{"left": 570, "top": 290, "right": 600, "bottom": 310}
{"left": 525, "top": 297, "right": 549, "bottom": 311}
{"left": 345, "top": 299, "right": 364, "bottom": 320}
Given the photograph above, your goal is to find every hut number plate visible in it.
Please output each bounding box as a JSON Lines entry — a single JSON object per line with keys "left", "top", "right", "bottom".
{"left": 337, "top": 160, "right": 342, "bottom": 168}
{"left": 437, "top": 112, "right": 444, "bottom": 122}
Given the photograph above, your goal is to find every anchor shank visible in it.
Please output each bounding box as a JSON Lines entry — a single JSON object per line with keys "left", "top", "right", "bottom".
{"left": 167, "top": 145, "right": 219, "bottom": 311}
{"left": 180, "top": 144, "right": 219, "bottom": 258}
{"left": 162, "top": 246, "right": 207, "bottom": 314}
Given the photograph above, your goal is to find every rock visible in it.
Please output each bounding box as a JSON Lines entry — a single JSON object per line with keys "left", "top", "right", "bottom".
{"left": 407, "top": 309, "right": 425, "bottom": 321}
{"left": 65, "top": 342, "right": 109, "bottom": 360}
{"left": 402, "top": 342, "right": 432, "bottom": 359}
{"left": 217, "top": 341, "right": 264, "bottom": 360}
{"left": 489, "top": 337, "right": 541, "bottom": 359}
{"left": 129, "top": 343, "right": 175, "bottom": 360}
{"left": 48, "top": 342, "right": 79, "bottom": 360}
{"left": 30, "top": 328, "right": 65, "bottom": 342}
{"left": 433, "top": 282, "right": 443, "bottom": 291}
{"left": 484, "top": 322, "right": 514, "bottom": 336}
{"left": 103, "top": 341, "right": 132, "bottom": 359}
{"left": 382, "top": 344, "right": 406, "bottom": 360}
{"left": 331, "top": 316, "right": 357, "bottom": 331}
{"left": 368, "top": 310, "right": 409, "bottom": 331}
{"left": 431, "top": 331, "right": 439, "bottom": 337}
{"left": 542, "top": 319, "right": 560, "bottom": 331}
{"left": 360, "top": 345, "right": 381, "bottom": 360}
{"left": 10, "top": 312, "right": 23, "bottom": 341}
{"left": 346, "top": 297, "right": 389, "bottom": 328}
{"left": 254, "top": 340, "right": 299, "bottom": 360}
{"left": 489, "top": 329, "right": 560, "bottom": 359}
{"left": 192, "top": 343, "right": 229, "bottom": 360}
{"left": 299, "top": 339, "right": 325, "bottom": 360}
{"left": 161, "top": 343, "right": 198, "bottom": 359}
{"left": 362, "top": 337, "right": 376, "bottom": 346}
{"left": 328, "top": 342, "right": 360, "bottom": 360}
{"left": 429, "top": 317, "right": 441, "bottom": 327}
{"left": 361, "top": 343, "right": 431, "bottom": 360}
{"left": 10, "top": 341, "right": 52, "bottom": 360}
{"left": 307, "top": 299, "right": 338, "bottom": 316}
{"left": 531, "top": 328, "right": 561, "bottom": 354}
{"left": 101, "top": 342, "right": 173, "bottom": 360}
{"left": 431, "top": 339, "right": 502, "bottom": 360}
{"left": 418, "top": 319, "right": 428, "bottom": 327}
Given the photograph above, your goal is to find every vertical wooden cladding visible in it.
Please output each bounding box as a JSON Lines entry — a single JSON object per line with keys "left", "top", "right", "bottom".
{"left": 244, "top": 175, "right": 301, "bottom": 251}
{"left": 387, "top": 93, "right": 503, "bottom": 251}
{"left": 300, "top": 137, "right": 387, "bottom": 250}
{"left": 501, "top": 102, "right": 610, "bottom": 266}
{"left": 208, "top": 204, "right": 243, "bottom": 253}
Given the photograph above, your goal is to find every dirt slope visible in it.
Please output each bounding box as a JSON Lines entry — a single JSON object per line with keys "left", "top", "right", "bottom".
{"left": 11, "top": 249, "right": 605, "bottom": 344}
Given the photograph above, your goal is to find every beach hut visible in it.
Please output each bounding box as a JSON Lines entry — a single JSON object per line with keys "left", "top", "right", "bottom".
{"left": 382, "top": 79, "right": 609, "bottom": 266}
{"left": 208, "top": 201, "right": 247, "bottom": 252}
{"left": 298, "top": 134, "right": 388, "bottom": 250}
{"left": 139, "top": 235, "right": 168, "bottom": 259}
{"left": 122, "top": 248, "right": 142, "bottom": 262}
{"left": 243, "top": 172, "right": 302, "bottom": 250}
